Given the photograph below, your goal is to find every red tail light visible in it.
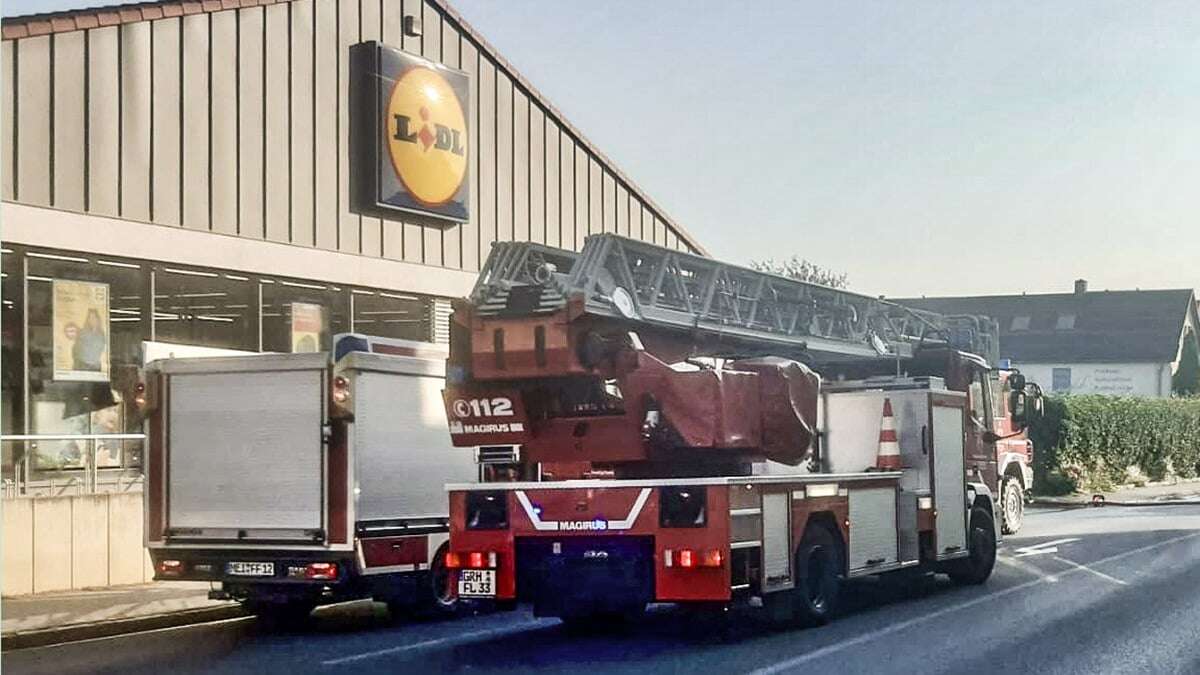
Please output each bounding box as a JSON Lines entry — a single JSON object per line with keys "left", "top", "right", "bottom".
{"left": 445, "top": 551, "right": 497, "bottom": 569}
{"left": 158, "top": 559, "right": 183, "bottom": 577}
{"left": 332, "top": 376, "right": 351, "bottom": 405}
{"left": 134, "top": 382, "right": 148, "bottom": 408}
{"left": 665, "top": 548, "right": 724, "bottom": 569}
{"left": 305, "top": 562, "right": 338, "bottom": 580}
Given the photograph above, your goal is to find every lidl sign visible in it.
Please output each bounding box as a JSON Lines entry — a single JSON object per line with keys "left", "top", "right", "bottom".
{"left": 351, "top": 41, "right": 470, "bottom": 223}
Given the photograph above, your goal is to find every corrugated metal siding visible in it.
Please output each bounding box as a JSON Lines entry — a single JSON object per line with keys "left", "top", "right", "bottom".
{"left": 2, "top": 0, "right": 700, "bottom": 276}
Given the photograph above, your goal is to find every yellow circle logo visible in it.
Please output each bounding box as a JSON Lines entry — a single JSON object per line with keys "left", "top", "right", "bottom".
{"left": 386, "top": 67, "right": 468, "bottom": 207}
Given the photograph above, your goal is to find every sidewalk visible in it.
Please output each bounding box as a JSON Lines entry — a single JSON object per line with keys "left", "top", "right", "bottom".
{"left": 2, "top": 581, "right": 238, "bottom": 640}
{"left": 1032, "top": 477, "right": 1200, "bottom": 507}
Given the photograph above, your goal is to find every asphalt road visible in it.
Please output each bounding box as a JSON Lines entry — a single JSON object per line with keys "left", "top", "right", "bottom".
{"left": 10, "top": 504, "right": 1200, "bottom": 675}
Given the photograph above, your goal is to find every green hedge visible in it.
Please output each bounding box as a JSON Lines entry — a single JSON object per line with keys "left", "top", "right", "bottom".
{"left": 1028, "top": 395, "right": 1200, "bottom": 495}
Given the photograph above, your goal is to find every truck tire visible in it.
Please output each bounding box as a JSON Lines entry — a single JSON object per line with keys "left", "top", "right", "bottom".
{"left": 1001, "top": 476, "right": 1024, "bottom": 535}
{"left": 948, "top": 507, "right": 997, "bottom": 585}
{"left": 792, "top": 524, "right": 843, "bottom": 625}
{"left": 394, "top": 542, "right": 459, "bottom": 620}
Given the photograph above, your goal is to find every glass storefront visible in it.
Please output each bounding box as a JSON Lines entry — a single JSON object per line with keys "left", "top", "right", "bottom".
{"left": 0, "top": 243, "right": 442, "bottom": 496}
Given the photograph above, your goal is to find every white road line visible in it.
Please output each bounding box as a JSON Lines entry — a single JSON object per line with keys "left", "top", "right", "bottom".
{"left": 320, "top": 620, "right": 550, "bottom": 666}
{"left": 1051, "top": 556, "right": 1128, "bottom": 585}
{"left": 1013, "top": 537, "right": 1081, "bottom": 557}
{"left": 996, "top": 555, "right": 1058, "bottom": 583}
{"left": 747, "top": 530, "right": 1200, "bottom": 675}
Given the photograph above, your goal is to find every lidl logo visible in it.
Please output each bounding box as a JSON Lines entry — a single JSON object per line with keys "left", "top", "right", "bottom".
{"left": 353, "top": 42, "right": 470, "bottom": 223}
{"left": 386, "top": 67, "right": 468, "bottom": 207}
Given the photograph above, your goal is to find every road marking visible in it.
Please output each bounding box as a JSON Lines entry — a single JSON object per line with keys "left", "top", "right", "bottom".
{"left": 1013, "top": 537, "right": 1080, "bottom": 557}
{"left": 747, "top": 530, "right": 1200, "bottom": 675}
{"left": 996, "top": 554, "right": 1058, "bottom": 583}
{"left": 320, "top": 619, "right": 551, "bottom": 666}
{"left": 1051, "top": 556, "right": 1128, "bottom": 585}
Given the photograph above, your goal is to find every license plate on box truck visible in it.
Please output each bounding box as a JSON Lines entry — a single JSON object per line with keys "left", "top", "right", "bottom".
{"left": 227, "top": 562, "right": 275, "bottom": 577}
{"left": 458, "top": 569, "right": 495, "bottom": 597}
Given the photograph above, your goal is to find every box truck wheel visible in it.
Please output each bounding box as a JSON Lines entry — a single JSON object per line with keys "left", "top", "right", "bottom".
{"left": 392, "top": 542, "right": 459, "bottom": 620}
{"left": 792, "top": 523, "right": 843, "bottom": 625}
{"left": 1001, "top": 476, "right": 1024, "bottom": 535}
{"left": 948, "top": 507, "right": 997, "bottom": 585}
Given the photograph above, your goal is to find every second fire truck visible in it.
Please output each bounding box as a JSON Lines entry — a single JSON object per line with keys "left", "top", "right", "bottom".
{"left": 442, "top": 234, "right": 1041, "bottom": 625}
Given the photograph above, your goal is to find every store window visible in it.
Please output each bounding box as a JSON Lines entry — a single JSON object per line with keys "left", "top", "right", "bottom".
{"left": 153, "top": 267, "right": 258, "bottom": 353}
{"left": 25, "top": 251, "right": 150, "bottom": 472}
{"left": 260, "top": 280, "right": 349, "bottom": 353}
{"left": 351, "top": 289, "right": 432, "bottom": 342}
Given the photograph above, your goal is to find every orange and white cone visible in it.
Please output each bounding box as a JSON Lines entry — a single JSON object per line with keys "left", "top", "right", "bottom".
{"left": 876, "top": 398, "right": 902, "bottom": 470}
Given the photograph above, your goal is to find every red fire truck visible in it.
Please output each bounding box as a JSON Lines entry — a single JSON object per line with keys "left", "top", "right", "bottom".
{"left": 442, "top": 235, "right": 1041, "bottom": 625}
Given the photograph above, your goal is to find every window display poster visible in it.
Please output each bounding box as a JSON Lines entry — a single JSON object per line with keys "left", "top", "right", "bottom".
{"left": 291, "top": 302, "right": 323, "bottom": 353}
{"left": 53, "top": 280, "right": 111, "bottom": 382}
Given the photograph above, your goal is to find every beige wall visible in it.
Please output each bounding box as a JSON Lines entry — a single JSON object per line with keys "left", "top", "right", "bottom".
{"left": 1, "top": 0, "right": 700, "bottom": 285}
{"left": 2, "top": 492, "right": 155, "bottom": 596}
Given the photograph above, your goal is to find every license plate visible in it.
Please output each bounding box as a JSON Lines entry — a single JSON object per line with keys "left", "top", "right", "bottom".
{"left": 457, "top": 569, "right": 495, "bottom": 597}
{"left": 226, "top": 562, "right": 275, "bottom": 577}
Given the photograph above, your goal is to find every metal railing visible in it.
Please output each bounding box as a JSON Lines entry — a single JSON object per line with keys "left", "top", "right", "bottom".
{"left": 1, "top": 434, "right": 146, "bottom": 498}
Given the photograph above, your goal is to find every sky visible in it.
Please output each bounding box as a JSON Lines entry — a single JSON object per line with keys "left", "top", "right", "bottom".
{"left": 6, "top": 0, "right": 1200, "bottom": 297}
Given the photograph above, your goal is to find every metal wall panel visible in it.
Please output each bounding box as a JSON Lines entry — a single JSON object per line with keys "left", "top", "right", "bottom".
{"left": 558, "top": 133, "right": 575, "bottom": 250}
{"left": 209, "top": 10, "right": 239, "bottom": 235}
{"left": 513, "top": 89, "right": 529, "bottom": 242}
{"left": 543, "top": 117, "right": 560, "bottom": 248}
{"left": 421, "top": 0, "right": 444, "bottom": 264}
{"left": 238, "top": 7, "right": 265, "bottom": 238}
{"left": 264, "top": 3, "right": 291, "bottom": 243}
{"left": 180, "top": 13, "right": 209, "bottom": 230}
{"left": 87, "top": 28, "right": 120, "bottom": 217}
{"left": 53, "top": 31, "right": 87, "bottom": 213}
{"left": 313, "top": 0, "right": 338, "bottom": 249}
{"left": 1, "top": 42, "right": 13, "bottom": 201}
{"left": 438, "top": 16, "right": 462, "bottom": 268}
{"left": 573, "top": 144, "right": 588, "bottom": 248}
{"left": 16, "top": 36, "right": 51, "bottom": 206}
{"left": 528, "top": 103, "right": 544, "bottom": 244}
{"left": 337, "top": 0, "right": 360, "bottom": 254}
{"left": 289, "top": 0, "right": 315, "bottom": 246}
{"left": 120, "top": 23, "right": 152, "bottom": 221}
{"left": 150, "top": 19, "right": 180, "bottom": 225}
{"left": 615, "top": 183, "right": 629, "bottom": 237}
{"left": 477, "top": 58, "right": 496, "bottom": 263}
{"left": 458, "top": 38, "right": 479, "bottom": 270}
{"left": 601, "top": 169, "right": 615, "bottom": 233}
{"left": 379, "top": 0, "right": 405, "bottom": 262}
{"left": 496, "top": 73, "right": 513, "bottom": 245}
{"left": 358, "top": 0, "right": 384, "bottom": 258}
{"left": 589, "top": 159, "right": 603, "bottom": 234}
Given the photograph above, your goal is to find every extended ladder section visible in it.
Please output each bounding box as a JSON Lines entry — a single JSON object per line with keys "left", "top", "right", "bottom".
{"left": 471, "top": 234, "right": 998, "bottom": 364}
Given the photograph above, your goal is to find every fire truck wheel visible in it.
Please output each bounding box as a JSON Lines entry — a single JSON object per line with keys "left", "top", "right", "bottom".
{"left": 1001, "top": 477, "right": 1024, "bottom": 535}
{"left": 793, "top": 524, "right": 843, "bottom": 625}
{"left": 948, "top": 507, "right": 997, "bottom": 585}
{"left": 404, "top": 543, "right": 459, "bottom": 620}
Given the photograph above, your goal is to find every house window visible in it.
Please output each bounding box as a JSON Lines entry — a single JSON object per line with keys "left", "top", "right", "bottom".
{"left": 1010, "top": 316, "right": 1031, "bottom": 331}
{"left": 1056, "top": 314, "right": 1076, "bottom": 330}
{"left": 1052, "top": 367, "right": 1072, "bottom": 393}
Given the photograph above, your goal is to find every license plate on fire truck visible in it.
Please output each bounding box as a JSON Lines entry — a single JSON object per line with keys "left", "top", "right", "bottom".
{"left": 457, "top": 569, "right": 495, "bottom": 597}
{"left": 226, "top": 562, "right": 275, "bottom": 577}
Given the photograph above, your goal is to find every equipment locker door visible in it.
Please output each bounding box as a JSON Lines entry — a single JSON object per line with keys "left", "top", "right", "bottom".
{"left": 931, "top": 401, "right": 967, "bottom": 557}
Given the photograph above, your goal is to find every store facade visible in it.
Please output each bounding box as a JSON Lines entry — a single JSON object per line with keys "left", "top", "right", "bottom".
{"left": 0, "top": 0, "right": 703, "bottom": 497}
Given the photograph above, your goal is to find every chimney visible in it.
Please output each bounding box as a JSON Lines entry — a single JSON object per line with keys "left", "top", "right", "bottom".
{"left": 1074, "top": 279, "right": 1088, "bottom": 295}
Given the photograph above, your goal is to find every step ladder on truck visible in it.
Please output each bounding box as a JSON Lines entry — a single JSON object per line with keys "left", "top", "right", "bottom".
{"left": 441, "top": 234, "right": 1042, "bottom": 625}
{"left": 136, "top": 334, "right": 476, "bottom": 624}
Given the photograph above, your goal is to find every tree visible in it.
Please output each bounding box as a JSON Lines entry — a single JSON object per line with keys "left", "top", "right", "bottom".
{"left": 1173, "top": 328, "right": 1200, "bottom": 396}
{"left": 749, "top": 256, "right": 849, "bottom": 289}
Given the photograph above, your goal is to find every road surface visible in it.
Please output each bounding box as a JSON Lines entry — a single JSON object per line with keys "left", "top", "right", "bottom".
{"left": 9, "top": 504, "right": 1200, "bottom": 674}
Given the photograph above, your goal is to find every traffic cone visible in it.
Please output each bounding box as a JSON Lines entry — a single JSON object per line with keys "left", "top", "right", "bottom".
{"left": 876, "top": 398, "right": 902, "bottom": 470}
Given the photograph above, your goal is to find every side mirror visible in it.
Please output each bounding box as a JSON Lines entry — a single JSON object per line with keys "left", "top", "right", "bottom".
{"left": 1007, "top": 372, "right": 1027, "bottom": 392}
{"left": 982, "top": 430, "right": 1001, "bottom": 444}
{"left": 1009, "top": 390, "right": 1029, "bottom": 428}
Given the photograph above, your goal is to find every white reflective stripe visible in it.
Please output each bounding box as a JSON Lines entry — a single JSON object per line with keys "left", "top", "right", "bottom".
{"left": 514, "top": 491, "right": 559, "bottom": 531}
{"left": 513, "top": 487, "right": 653, "bottom": 532}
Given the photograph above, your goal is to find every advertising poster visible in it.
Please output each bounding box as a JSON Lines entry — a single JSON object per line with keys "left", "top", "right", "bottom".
{"left": 52, "top": 279, "right": 111, "bottom": 382}
{"left": 291, "top": 302, "right": 323, "bottom": 353}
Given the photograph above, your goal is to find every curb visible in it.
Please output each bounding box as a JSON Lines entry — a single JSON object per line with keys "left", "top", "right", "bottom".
{"left": 1, "top": 604, "right": 248, "bottom": 651}
{"left": 1031, "top": 497, "right": 1200, "bottom": 509}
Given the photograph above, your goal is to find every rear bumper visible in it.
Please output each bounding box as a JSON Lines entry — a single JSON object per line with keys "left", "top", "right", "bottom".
{"left": 147, "top": 548, "right": 356, "bottom": 586}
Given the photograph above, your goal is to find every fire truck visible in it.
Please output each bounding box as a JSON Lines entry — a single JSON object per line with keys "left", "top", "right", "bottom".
{"left": 138, "top": 335, "right": 475, "bottom": 623}
{"left": 442, "top": 234, "right": 1041, "bottom": 625}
